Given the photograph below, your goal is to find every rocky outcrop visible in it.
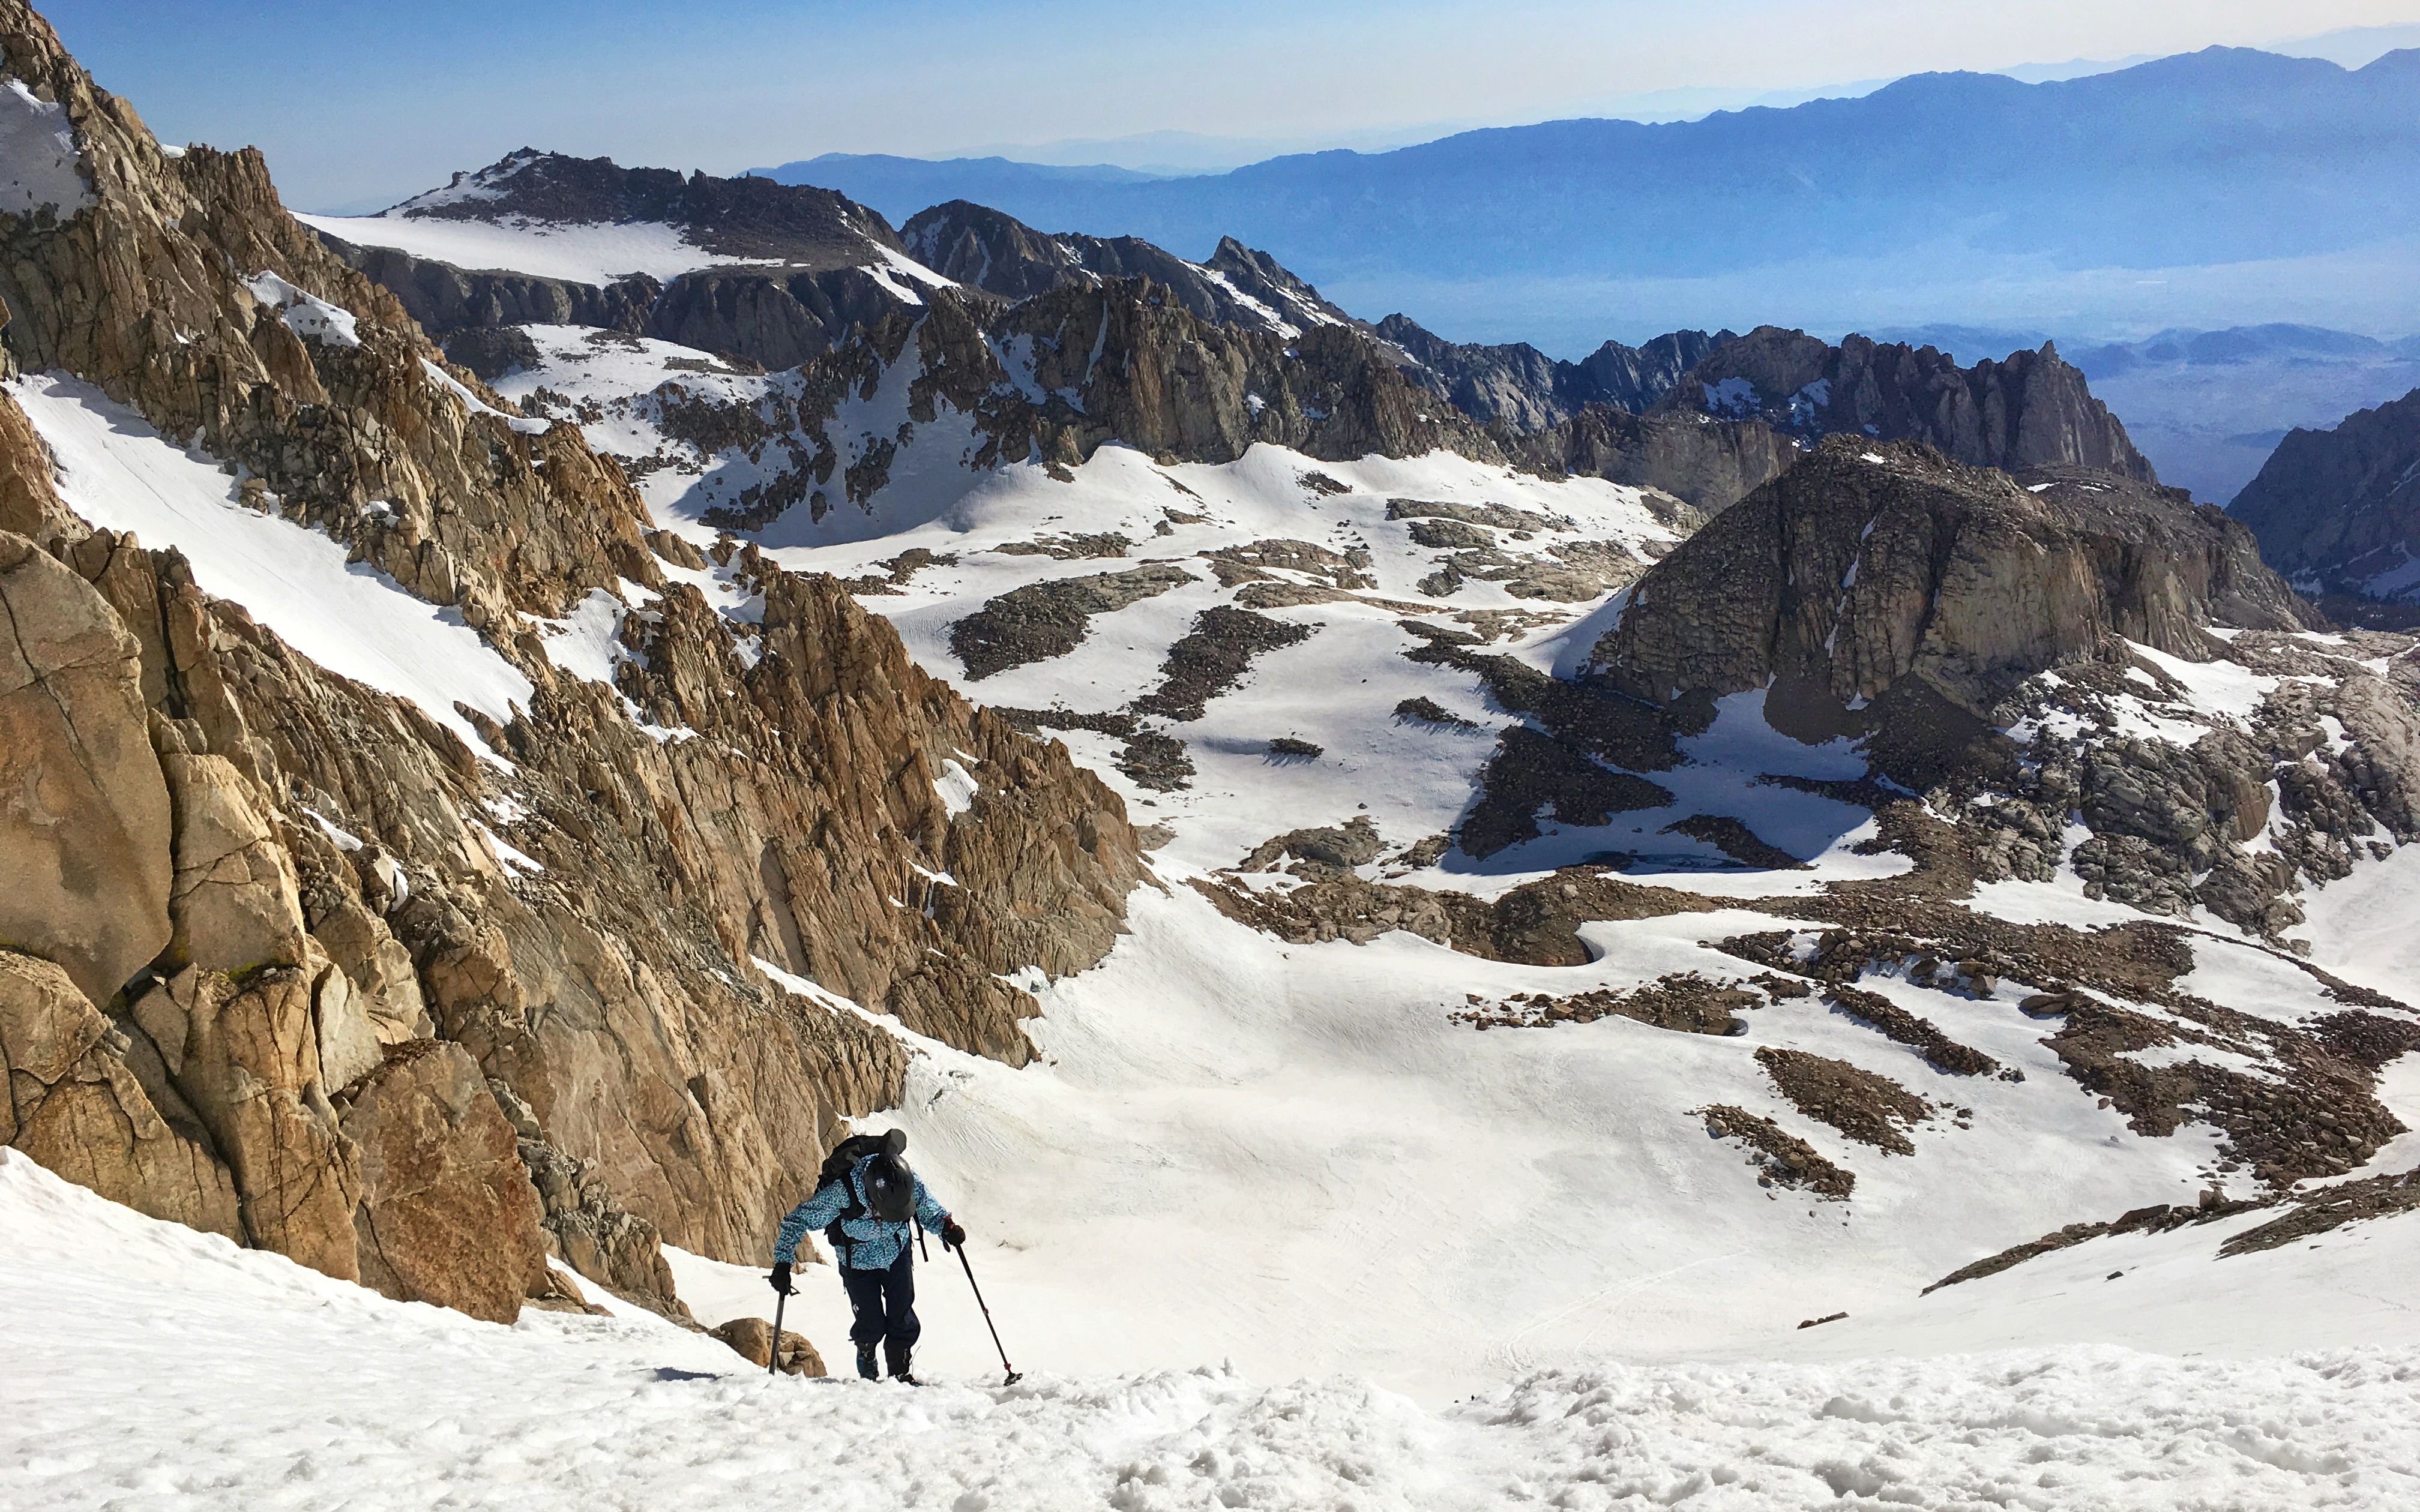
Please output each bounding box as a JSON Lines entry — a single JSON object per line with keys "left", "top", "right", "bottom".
{"left": 326, "top": 227, "right": 929, "bottom": 371}
{"left": 2, "top": 948, "right": 243, "bottom": 1238}
{"left": 0, "top": 17, "right": 660, "bottom": 635}
{"left": 2229, "top": 387, "right": 2420, "bottom": 613}
{"left": 1513, "top": 403, "right": 1799, "bottom": 514}
{"left": 0, "top": 532, "right": 172, "bottom": 1008}
{"left": 950, "top": 563, "right": 1197, "bottom": 680}
{"left": 0, "top": 2, "right": 1152, "bottom": 1330}
{"left": 0, "top": 387, "right": 84, "bottom": 547}
{"left": 1591, "top": 440, "right": 2307, "bottom": 733}
{"left": 1374, "top": 315, "right": 1731, "bottom": 430}
{"left": 320, "top": 238, "right": 660, "bottom": 340}
{"left": 339, "top": 1039, "right": 547, "bottom": 1323}
{"left": 1652, "top": 327, "right": 2156, "bottom": 484}
{"left": 644, "top": 263, "right": 941, "bottom": 373}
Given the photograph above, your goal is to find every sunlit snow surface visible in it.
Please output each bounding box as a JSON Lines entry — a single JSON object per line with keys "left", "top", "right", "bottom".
{"left": 462, "top": 322, "right": 2420, "bottom": 1403}
{"left": 8, "top": 1153, "right": 2420, "bottom": 1511}
{"left": 0, "top": 79, "right": 90, "bottom": 218}
{"left": 8, "top": 373, "right": 532, "bottom": 754}
{"left": 25, "top": 311, "right": 2420, "bottom": 1507}
{"left": 294, "top": 211, "right": 763, "bottom": 284}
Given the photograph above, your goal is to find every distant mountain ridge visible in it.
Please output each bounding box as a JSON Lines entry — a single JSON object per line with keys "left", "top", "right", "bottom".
{"left": 900, "top": 200, "right": 1353, "bottom": 337}
{"left": 313, "top": 162, "right": 2160, "bottom": 520}
{"left": 761, "top": 47, "right": 2420, "bottom": 351}
{"left": 390, "top": 148, "right": 900, "bottom": 266}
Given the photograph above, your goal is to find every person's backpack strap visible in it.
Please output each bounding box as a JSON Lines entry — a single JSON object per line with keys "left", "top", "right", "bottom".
{"left": 814, "top": 1133, "right": 887, "bottom": 1265}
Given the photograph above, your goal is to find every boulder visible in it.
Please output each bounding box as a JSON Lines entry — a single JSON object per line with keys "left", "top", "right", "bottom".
{"left": 130, "top": 962, "right": 361, "bottom": 1280}
{"left": 340, "top": 1039, "right": 547, "bottom": 1323}
{"left": 2, "top": 949, "right": 242, "bottom": 1237}
{"left": 709, "top": 1316, "right": 827, "bottom": 1377}
{"left": 161, "top": 752, "right": 309, "bottom": 976}
{"left": 0, "top": 532, "right": 173, "bottom": 1007}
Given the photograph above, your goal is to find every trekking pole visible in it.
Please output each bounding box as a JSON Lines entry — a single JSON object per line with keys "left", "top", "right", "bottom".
{"left": 915, "top": 1219, "right": 930, "bottom": 1262}
{"left": 954, "top": 1241, "right": 1022, "bottom": 1385}
{"left": 768, "top": 1286, "right": 787, "bottom": 1376}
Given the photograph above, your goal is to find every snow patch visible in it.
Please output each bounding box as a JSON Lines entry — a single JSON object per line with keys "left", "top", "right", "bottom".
{"left": 421, "top": 358, "right": 551, "bottom": 435}
{"left": 9, "top": 373, "right": 532, "bottom": 757}
{"left": 242, "top": 271, "right": 361, "bottom": 349}
{"left": 935, "top": 758, "right": 980, "bottom": 818}
{"left": 0, "top": 78, "right": 89, "bottom": 218}
{"left": 296, "top": 210, "right": 757, "bottom": 285}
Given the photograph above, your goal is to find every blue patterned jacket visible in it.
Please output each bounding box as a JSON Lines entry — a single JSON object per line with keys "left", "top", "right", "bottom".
{"left": 772, "top": 1155, "right": 951, "bottom": 1271}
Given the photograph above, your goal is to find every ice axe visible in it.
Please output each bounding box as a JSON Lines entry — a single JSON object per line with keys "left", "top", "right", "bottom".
{"left": 768, "top": 1286, "right": 788, "bottom": 1377}
{"left": 953, "top": 1238, "right": 1022, "bottom": 1385}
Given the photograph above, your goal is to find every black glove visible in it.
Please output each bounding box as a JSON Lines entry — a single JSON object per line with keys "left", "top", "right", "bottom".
{"left": 768, "top": 1261, "right": 795, "bottom": 1295}
{"left": 942, "top": 1220, "right": 967, "bottom": 1250}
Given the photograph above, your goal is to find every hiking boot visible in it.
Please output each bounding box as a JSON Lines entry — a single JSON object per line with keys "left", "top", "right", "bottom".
{"left": 886, "top": 1342, "right": 918, "bottom": 1385}
{"left": 855, "top": 1343, "right": 879, "bottom": 1381}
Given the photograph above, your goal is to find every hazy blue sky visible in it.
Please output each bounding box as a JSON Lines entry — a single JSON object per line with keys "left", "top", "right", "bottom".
{"left": 41, "top": 0, "right": 2420, "bottom": 211}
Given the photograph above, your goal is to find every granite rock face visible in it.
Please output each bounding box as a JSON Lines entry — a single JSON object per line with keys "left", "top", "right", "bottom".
{"left": 1591, "top": 440, "right": 2304, "bottom": 725}
{"left": 0, "top": 533, "right": 172, "bottom": 1008}
{"left": 1653, "top": 327, "right": 2156, "bottom": 484}
{"left": 0, "top": 22, "right": 661, "bottom": 638}
{"left": 340, "top": 1039, "right": 547, "bottom": 1324}
{"left": 1375, "top": 314, "right": 1733, "bottom": 430}
{"left": 1, "top": 947, "right": 243, "bottom": 1240}
{"left": 0, "top": 1, "right": 1151, "bottom": 1327}
{"left": 1513, "top": 403, "right": 1800, "bottom": 514}
{"left": 2229, "top": 387, "right": 2420, "bottom": 615}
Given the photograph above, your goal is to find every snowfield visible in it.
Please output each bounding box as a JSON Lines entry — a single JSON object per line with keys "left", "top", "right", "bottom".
{"left": 293, "top": 211, "right": 762, "bottom": 284}
{"left": 19, "top": 302, "right": 2420, "bottom": 1507}
{"left": 8, "top": 1152, "right": 2420, "bottom": 1512}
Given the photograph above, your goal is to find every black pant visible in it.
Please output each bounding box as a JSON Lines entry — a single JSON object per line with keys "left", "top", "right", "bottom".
{"left": 841, "top": 1250, "right": 920, "bottom": 1355}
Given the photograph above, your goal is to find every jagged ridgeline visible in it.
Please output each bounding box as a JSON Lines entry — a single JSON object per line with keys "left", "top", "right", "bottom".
{"left": 0, "top": 0, "right": 1143, "bottom": 1325}
{"left": 309, "top": 150, "right": 2149, "bottom": 528}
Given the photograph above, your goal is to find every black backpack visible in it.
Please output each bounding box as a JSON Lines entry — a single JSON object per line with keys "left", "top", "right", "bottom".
{"left": 816, "top": 1130, "right": 911, "bottom": 1261}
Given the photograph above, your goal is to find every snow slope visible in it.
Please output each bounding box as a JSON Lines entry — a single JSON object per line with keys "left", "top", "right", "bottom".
{"left": 7, "top": 372, "right": 533, "bottom": 754}
{"left": 294, "top": 210, "right": 753, "bottom": 283}
{"left": 458, "top": 321, "right": 2420, "bottom": 1409}
{"left": 21, "top": 299, "right": 2420, "bottom": 1508}
{"left": 10, "top": 1151, "right": 2419, "bottom": 1512}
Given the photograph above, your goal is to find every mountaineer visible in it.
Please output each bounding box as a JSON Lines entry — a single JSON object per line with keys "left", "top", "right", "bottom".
{"left": 769, "top": 1129, "right": 963, "bottom": 1384}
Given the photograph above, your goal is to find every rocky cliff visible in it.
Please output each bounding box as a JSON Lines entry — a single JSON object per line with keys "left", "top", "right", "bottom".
{"left": 1513, "top": 403, "right": 1799, "bottom": 515}
{"left": 1652, "top": 327, "right": 2157, "bottom": 484}
{"left": 314, "top": 150, "right": 942, "bottom": 370}
{"left": 2229, "top": 386, "right": 2420, "bottom": 619}
{"left": 1555, "top": 439, "right": 2395, "bottom": 941}
{"left": 0, "top": 0, "right": 1146, "bottom": 1327}
{"left": 1592, "top": 439, "right": 2301, "bottom": 723}
{"left": 1373, "top": 315, "right": 1731, "bottom": 431}
{"left": 903, "top": 200, "right": 1354, "bottom": 337}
